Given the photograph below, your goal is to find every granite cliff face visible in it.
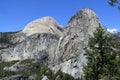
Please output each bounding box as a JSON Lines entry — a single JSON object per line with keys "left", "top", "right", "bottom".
{"left": 23, "top": 16, "right": 63, "bottom": 36}
{"left": 51, "top": 8, "right": 100, "bottom": 78}
{"left": 0, "top": 8, "right": 101, "bottom": 79}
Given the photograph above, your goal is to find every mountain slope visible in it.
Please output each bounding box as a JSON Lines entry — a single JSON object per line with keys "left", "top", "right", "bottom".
{"left": 0, "top": 8, "right": 105, "bottom": 79}
{"left": 112, "top": 32, "right": 120, "bottom": 39}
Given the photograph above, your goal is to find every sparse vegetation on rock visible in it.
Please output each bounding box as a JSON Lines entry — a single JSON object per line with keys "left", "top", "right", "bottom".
{"left": 0, "top": 59, "right": 81, "bottom": 80}
{"left": 0, "top": 8, "right": 120, "bottom": 79}
{"left": 0, "top": 60, "right": 19, "bottom": 78}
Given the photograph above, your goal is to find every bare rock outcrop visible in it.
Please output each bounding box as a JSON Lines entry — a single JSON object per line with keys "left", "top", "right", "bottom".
{"left": 52, "top": 8, "right": 100, "bottom": 78}
{"left": 0, "top": 8, "right": 101, "bottom": 79}
{"left": 1, "top": 33, "right": 59, "bottom": 62}
{"left": 23, "top": 16, "right": 63, "bottom": 36}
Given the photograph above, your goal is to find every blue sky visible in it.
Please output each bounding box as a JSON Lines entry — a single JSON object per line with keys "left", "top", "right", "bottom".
{"left": 0, "top": 0, "right": 120, "bottom": 32}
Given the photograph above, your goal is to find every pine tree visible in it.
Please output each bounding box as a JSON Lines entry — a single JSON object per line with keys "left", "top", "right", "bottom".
{"left": 108, "top": 0, "right": 120, "bottom": 10}
{"left": 84, "top": 25, "right": 120, "bottom": 80}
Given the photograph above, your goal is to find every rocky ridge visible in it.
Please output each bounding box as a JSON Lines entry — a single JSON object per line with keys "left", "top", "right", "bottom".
{"left": 0, "top": 8, "right": 102, "bottom": 79}
{"left": 112, "top": 32, "right": 120, "bottom": 39}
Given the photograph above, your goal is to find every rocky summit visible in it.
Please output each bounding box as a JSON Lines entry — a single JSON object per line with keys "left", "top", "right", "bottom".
{"left": 22, "top": 16, "right": 63, "bottom": 36}
{"left": 0, "top": 8, "right": 107, "bottom": 79}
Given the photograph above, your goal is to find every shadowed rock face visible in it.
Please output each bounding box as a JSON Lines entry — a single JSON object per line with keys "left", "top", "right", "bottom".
{"left": 112, "top": 32, "right": 120, "bottom": 39}
{"left": 0, "top": 8, "right": 101, "bottom": 78}
{"left": 1, "top": 75, "right": 28, "bottom": 80}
